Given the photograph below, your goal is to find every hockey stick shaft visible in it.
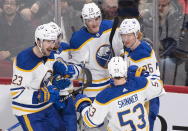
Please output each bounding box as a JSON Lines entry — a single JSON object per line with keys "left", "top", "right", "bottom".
{"left": 109, "top": 17, "right": 119, "bottom": 57}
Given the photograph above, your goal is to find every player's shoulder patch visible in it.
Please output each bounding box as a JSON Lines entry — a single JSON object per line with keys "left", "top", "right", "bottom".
{"left": 16, "top": 47, "right": 43, "bottom": 71}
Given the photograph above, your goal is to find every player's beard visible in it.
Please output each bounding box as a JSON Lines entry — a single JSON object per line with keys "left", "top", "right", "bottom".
{"left": 42, "top": 48, "right": 51, "bottom": 56}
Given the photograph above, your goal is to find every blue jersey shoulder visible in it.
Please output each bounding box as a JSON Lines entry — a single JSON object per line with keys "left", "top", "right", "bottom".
{"left": 16, "top": 47, "right": 43, "bottom": 70}
{"left": 70, "top": 20, "right": 113, "bottom": 50}
{"left": 59, "top": 42, "right": 70, "bottom": 51}
{"left": 126, "top": 41, "right": 153, "bottom": 61}
{"left": 96, "top": 77, "right": 148, "bottom": 104}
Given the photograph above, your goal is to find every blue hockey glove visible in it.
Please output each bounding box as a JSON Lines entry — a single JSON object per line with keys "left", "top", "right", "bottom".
{"left": 74, "top": 94, "right": 92, "bottom": 113}
{"left": 135, "top": 67, "right": 149, "bottom": 77}
{"left": 65, "top": 64, "right": 76, "bottom": 78}
{"left": 48, "top": 85, "right": 66, "bottom": 109}
{"left": 38, "top": 85, "right": 60, "bottom": 103}
{"left": 53, "top": 61, "right": 75, "bottom": 78}
{"left": 37, "top": 86, "right": 51, "bottom": 103}
{"left": 53, "top": 61, "right": 67, "bottom": 76}
{"left": 52, "top": 74, "right": 71, "bottom": 90}
{"left": 127, "top": 65, "right": 149, "bottom": 80}
{"left": 127, "top": 65, "right": 139, "bottom": 79}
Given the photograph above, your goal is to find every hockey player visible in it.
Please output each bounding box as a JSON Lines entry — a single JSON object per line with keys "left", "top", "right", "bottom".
{"left": 47, "top": 22, "right": 78, "bottom": 131}
{"left": 70, "top": 3, "right": 123, "bottom": 130}
{"left": 119, "top": 18, "right": 161, "bottom": 131}
{"left": 10, "top": 23, "right": 75, "bottom": 131}
{"left": 74, "top": 56, "right": 165, "bottom": 131}
{"left": 70, "top": 2, "right": 123, "bottom": 99}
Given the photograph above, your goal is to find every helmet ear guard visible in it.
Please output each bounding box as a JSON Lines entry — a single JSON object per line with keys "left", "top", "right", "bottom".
{"left": 108, "top": 57, "right": 128, "bottom": 78}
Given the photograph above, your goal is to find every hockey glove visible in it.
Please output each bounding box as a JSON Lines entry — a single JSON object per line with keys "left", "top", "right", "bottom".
{"left": 53, "top": 61, "right": 67, "bottom": 76}
{"left": 48, "top": 85, "right": 66, "bottom": 109}
{"left": 52, "top": 74, "right": 71, "bottom": 90}
{"left": 53, "top": 61, "right": 76, "bottom": 78}
{"left": 66, "top": 64, "right": 76, "bottom": 78}
{"left": 135, "top": 66, "right": 149, "bottom": 77}
{"left": 127, "top": 65, "right": 149, "bottom": 80}
{"left": 38, "top": 85, "right": 60, "bottom": 103}
{"left": 37, "top": 86, "right": 51, "bottom": 103}
{"left": 74, "top": 94, "right": 92, "bottom": 113}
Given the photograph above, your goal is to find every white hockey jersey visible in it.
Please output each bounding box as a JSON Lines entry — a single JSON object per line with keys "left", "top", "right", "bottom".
{"left": 70, "top": 20, "right": 123, "bottom": 97}
{"left": 11, "top": 47, "right": 55, "bottom": 116}
{"left": 81, "top": 76, "right": 165, "bottom": 131}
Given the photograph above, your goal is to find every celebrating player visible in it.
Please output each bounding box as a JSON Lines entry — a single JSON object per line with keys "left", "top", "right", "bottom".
{"left": 47, "top": 22, "right": 78, "bottom": 131}
{"left": 10, "top": 23, "right": 75, "bottom": 131}
{"left": 119, "top": 18, "right": 161, "bottom": 131}
{"left": 69, "top": 3, "right": 123, "bottom": 130}
{"left": 74, "top": 56, "right": 165, "bottom": 130}
{"left": 70, "top": 2, "right": 122, "bottom": 100}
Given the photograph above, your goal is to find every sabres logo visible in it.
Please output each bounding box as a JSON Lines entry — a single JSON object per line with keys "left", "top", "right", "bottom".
{"left": 96, "top": 44, "right": 113, "bottom": 68}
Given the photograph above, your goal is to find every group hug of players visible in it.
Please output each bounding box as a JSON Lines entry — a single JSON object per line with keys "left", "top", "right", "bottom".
{"left": 10, "top": 2, "right": 165, "bottom": 131}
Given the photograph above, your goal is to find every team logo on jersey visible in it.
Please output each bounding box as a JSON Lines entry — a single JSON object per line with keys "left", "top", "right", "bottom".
{"left": 96, "top": 44, "right": 113, "bottom": 68}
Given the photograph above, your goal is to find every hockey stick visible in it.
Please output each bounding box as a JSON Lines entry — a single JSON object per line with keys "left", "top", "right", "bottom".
{"left": 60, "top": 67, "right": 92, "bottom": 102}
{"left": 7, "top": 68, "right": 92, "bottom": 130}
{"left": 7, "top": 122, "right": 20, "bottom": 131}
{"left": 157, "top": 115, "right": 167, "bottom": 131}
{"left": 109, "top": 17, "right": 119, "bottom": 57}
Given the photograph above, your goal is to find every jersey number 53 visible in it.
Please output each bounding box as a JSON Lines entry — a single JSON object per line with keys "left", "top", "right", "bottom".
{"left": 117, "top": 103, "right": 146, "bottom": 130}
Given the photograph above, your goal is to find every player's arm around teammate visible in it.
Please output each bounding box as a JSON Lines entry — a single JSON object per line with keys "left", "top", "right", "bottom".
{"left": 11, "top": 23, "right": 73, "bottom": 131}
{"left": 119, "top": 18, "right": 161, "bottom": 131}
{"left": 74, "top": 57, "right": 165, "bottom": 131}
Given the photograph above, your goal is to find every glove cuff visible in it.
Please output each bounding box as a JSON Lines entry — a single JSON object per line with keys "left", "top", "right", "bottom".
{"left": 75, "top": 97, "right": 92, "bottom": 110}
{"left": 135, "top": 67, "right": 146, "bottom": 77}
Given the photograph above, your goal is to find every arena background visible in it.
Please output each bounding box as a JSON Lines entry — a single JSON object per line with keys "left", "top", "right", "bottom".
{"left": 0, "top": 0, "right": 188, "bottom": 130}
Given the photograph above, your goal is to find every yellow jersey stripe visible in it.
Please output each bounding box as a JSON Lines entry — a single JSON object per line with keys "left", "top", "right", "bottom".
{"left": 83, "top": 113, "right": 96, "bottom": 128}
{"left": 129, "top": 50, "right": 154, "bottom": 63}
{"left": 84, "top": 86, "right": 109, "bottom": 92}
{"left": 70, "top": 38, "right": 94, "bottom": 51}
{"left": 10, "top": 91, "right": 19, "bottom": 96}
{"left": 95, "top": 82, "right": 149, "bottom": 105}
{"left": 70, "top": 28, "right": 112, "bottom": 52}
{"left": 12, "top": 104, "right": 52, "bottom": 113}
{"left": 16, "top": 59, "right": 54, "bottom": 72}
{"left": 75, "top": 98, "right": 92, "bottom": 109}
{"left": 23, "top": 115, "right": 33, "bottom": 131}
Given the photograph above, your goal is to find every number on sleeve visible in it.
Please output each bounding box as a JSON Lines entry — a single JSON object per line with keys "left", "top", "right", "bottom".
{"left": 89, "top": 106, "right": 96, "bottom": 117}
{"left": 12, "top": 75, "right": 23, "bottom": 86}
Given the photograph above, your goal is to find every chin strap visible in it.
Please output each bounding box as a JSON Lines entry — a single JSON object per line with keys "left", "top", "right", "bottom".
{"left": 37, "top": 40, "right": 45, "bottom": 56}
